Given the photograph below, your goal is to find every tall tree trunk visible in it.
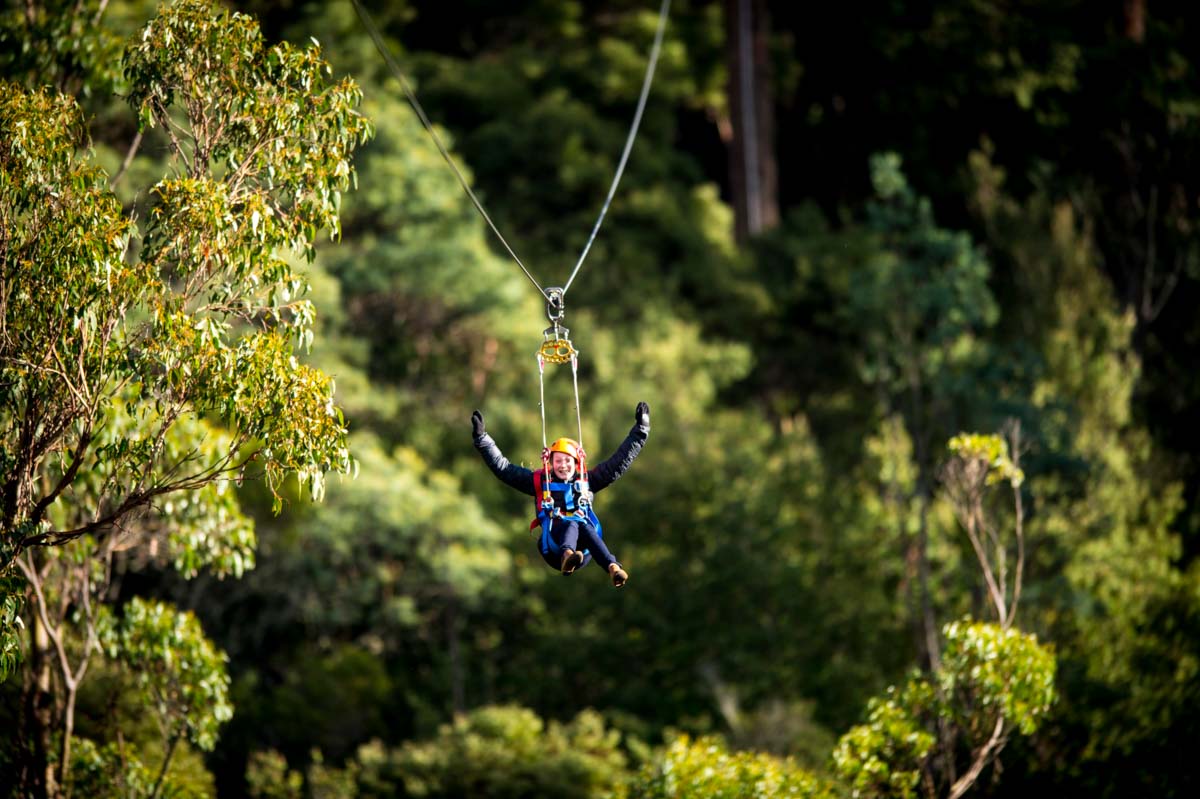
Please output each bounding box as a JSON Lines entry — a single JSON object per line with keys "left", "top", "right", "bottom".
{"left": 60, "top": 682, "right": 79, "bottom": 797}
{"left": 23, "top": 611, "right": 58, "bottom": 799}
{"left": 1123, "top": 0, "right": 1146, "bottom": 43}
{"left": 724, "top": 0, "right": 779, "bottom": 243}
{"left": 907, "top": 371, "right": 941, "bottom": 673}
{"left": 916, "top": 490, "right": 941, "bottom": 672}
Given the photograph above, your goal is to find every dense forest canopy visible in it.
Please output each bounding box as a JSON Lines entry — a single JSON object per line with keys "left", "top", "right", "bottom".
{"left": 2, "top": 0, "right": 1198, "bottom": 797}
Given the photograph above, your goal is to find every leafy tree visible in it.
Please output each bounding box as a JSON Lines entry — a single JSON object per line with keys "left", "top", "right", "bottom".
{"left": 832, "top": 683, "right": 936, "bottom": 799}
{"left": 965, "top": 146, "right": 1200, "bottom": 796}
{"left": 246, "top": 750, "right": 303, "bottom": 799}
{"left": 346, "top": 704, "right": 628, "bottom": 799}
{"left": 828, "top": 426, "right": 1056, "bottom": 799}
{"left": 633, "top": 734, "right": 838, "bottom": 799}
{"left": 848, "top": 152, "right": 998, "bottom": 668}
{"left": 833, "top": 620, "right": 1055, "bottom": 799}
{"left": 101, "top": 597, "right": 232, "bottom": 797}
{"left": 0, "top": 0, "right": 126, "bottom": 97}
{"left": 1, "top": 0, "right": 370, "bottom": 795}
{"left": 940, "top": 431, "right": 1027, "bottom": 628}
{"left": 190, "top": 430, "right": 514, "bottom": 785}
{"left": 65, "top": 738, "right": 162, "bottom": 799}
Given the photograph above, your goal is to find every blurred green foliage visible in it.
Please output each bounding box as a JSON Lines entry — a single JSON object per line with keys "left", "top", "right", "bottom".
{"left": 242, "top": 704, "right": 630, "bottom": 799}
{"left": 833, "top": 621, "right": 1055, "bottom": 798}
{"left": 634, "top": 734, "right": 838, "bottom": 799}
{"left": 5, "top": 0, "right": 1200, "bottom": 798}
{"left": 103, "top": 597, "right": 233, "bottom": 753}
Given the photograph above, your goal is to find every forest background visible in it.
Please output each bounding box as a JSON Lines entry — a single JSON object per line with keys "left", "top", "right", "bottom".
{"left": 1, "top": 0, "right": 1198, "bottom": 797}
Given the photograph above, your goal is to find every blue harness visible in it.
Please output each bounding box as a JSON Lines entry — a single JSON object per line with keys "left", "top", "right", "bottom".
{"left": 530, "top": 470, "right": 603, "bottom": 556}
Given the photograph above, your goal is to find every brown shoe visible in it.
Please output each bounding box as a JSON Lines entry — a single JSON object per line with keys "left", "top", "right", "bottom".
{"left": 608, "top": 563, "right": 628, "bottom": 588}
{"left": 561, "top": 548, "right": 584, "bottom": 574}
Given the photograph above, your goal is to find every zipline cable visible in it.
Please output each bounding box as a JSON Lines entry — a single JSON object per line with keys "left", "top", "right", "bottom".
{"left": 562, "top": 0, "right": 671, "bottom": 297}
{"left": 349, "top": 0, "right": 671, "bottom": 304}
{"left": 349, "top": 0, "right": 546, "bottom": 300}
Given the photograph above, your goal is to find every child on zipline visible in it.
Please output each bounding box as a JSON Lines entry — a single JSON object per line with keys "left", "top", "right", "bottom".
{"left": 471, "top": 402, "right": 650, "bottom": 587}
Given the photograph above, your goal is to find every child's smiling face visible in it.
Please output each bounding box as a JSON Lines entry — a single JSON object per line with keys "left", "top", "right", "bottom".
{"left": 550, "top": 451, "right": 576, "bottom": 479}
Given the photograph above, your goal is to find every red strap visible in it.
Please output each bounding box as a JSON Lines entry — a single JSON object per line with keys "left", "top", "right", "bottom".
{"left": 528, "top": 470, "right": 540, "bottom": 530}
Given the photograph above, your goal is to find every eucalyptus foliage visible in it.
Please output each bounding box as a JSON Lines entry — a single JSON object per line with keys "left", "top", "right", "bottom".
{"left": 1, "top": 1, "right": 372, "bottom": 796}
{"left": 0, "top": 0, "right": 125, "bottom": 96}
{"left": 0, "top": 0, "right": 370, "bottom": 680}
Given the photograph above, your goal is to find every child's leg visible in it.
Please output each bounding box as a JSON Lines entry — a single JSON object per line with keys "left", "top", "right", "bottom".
{"left": 538, "top": 520, "right": 584, "bottom": 572}
{"left": 559, "top": 520, "right": 587, "bottom": 573}
{"left": 576, "top": 523, "right": 618, "bottom": 571}
{"left": 559, "top": 520, "right": 581, "bottom": 553}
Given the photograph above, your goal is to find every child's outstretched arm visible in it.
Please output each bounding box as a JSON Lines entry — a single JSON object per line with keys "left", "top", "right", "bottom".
{"left": 472, "top": 410, "right": 536, "bottom": 496}
{"left": 589, "top": 402, "right": 651, "bottom": 492}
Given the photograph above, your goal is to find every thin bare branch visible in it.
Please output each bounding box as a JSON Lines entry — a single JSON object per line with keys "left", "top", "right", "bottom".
{"left": 109, "top": 129, "right": 144, "bottom": 188}
{"left": 154, "top": 99, "right": 193, "bottom": 174}
{"left": 1006, "top": 422, "right": 1026, "bottom": 628}
{"left": 67, "top": 0, "right": 86, "bottom": 37}
{"left": 1142, "top": 185, "right": 1158, "bottom": 319}
{"left": 21, "top": 457, "right": 246, "bottom": 551}
{"left": 1146, "top": 255, "right": 1183, "bottom": 322}
{"left": 948, "top": 715, "right": 1007, "bottom": 799}
{"left": 16, "top": 553, "right": 75, "bottom": 693}
{"left": 982, "top": 515, "right": 1008, "bottom": 610}
{"left": 129, "top": 396, "right": 190, "bottom": 500}
{"left": 73, "top": 566, "right": 99, "bottom": 686}
{"left": 21, "top": 491, "right": 155, "bottom": 550}
{"left": 227, "top": 133, "right": 277, "bottom": 199}
{"left": 962, "top": 512, "right": 1009, "bottom": 626}
{"left": 148, "top": 735, "right": 180, "bottom": 799}
{"left": 2, "top": 354, "right": 69, "bottom": 385}
{"left": 31, "top": 426, "right": 94, "bottom": 525}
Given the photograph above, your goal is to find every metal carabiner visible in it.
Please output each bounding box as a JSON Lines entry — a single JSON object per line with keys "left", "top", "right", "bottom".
{"left": 545, "top": 287, "right": 566, "bottom": 325}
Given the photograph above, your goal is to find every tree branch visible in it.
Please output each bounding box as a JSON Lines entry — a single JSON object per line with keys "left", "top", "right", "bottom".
{"left": 16, "top": 553, "right": 76, "bottom": 695}
{"left": 109, "top": 130, "right": 144, "bottom": 188}
{"left": 963, "top": 512, "right": 1008, "bottom": 626}
{"left": 31, "top": 426, "right": 94, "bottom": 525}
{"left": 20, "top": 491, "right": 156, "bottom": 550}
{"left": 148, "top": 734, "right": 179, "bottom": 799}
{"left": 154, "top": 99, "right": 193, "bottom": 175}
{"left": 948, "top": 715, "right": 1007, "bottom": 799}
{"left": 1146, "top": 254, "right": 1183, "bottom": 322}
{"left": 20, "top": 457, "right": 246, "bottom": 552}
{"left": 1005, "top": 423, "right": 1026, "bottom": 628}
{"left": 227, "top": 133, "right": 277, "bottom": 199}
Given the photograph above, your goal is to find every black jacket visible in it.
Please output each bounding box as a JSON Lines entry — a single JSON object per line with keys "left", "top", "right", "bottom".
{"left": 474, "top": 422, "right": 649, "bottom": 498}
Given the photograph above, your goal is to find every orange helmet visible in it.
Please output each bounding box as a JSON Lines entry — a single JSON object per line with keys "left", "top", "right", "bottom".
{"left": 547, "top": 437, "right": 581, "bottom": 462}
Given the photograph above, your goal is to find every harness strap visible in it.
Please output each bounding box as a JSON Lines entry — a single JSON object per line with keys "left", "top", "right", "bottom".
{"left": 530, "top": 470, "right": 603, "bottom": 556}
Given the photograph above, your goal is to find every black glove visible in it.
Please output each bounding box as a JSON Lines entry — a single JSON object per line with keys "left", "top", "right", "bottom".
{"left": 635, "top": 401, "right": 650, "bottom": 430}
{"left": 471, "top": 409, "right": 486, "bottom": 439}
